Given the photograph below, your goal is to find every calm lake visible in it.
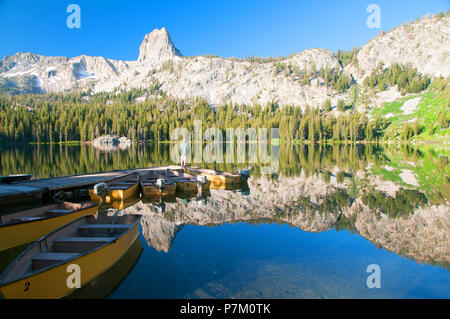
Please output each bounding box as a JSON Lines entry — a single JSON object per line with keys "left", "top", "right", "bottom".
{"left": 0, "top": 143, "right": 449, "bottom": 298}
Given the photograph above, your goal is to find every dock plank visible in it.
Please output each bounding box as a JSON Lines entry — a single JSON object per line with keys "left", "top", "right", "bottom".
{"left": 0, "top": 165, "right": 183, "bottom": 210}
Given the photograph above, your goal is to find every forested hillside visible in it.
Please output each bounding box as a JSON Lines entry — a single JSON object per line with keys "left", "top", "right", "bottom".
{"left": 1, "top": 75, "right": 448, "bottom": 143}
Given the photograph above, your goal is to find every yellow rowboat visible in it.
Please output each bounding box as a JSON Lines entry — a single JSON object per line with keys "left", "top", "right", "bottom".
{"left": 140, "top": 194, "right": 177, "bottom": 204}
{"left": 0, "top": 213, "right": 142, "bottom": 299}
{"left": 0, "top": 244, "right": 30, "bottom": 275}
{"left": 67, "top": 236, "right": 143, "bottom": 299}
{"left": 0, "top": 202, "right": 98, "bottom": 252}
{"left": 154, "top": 169, "right": 211, "bottom": 193}
{"left": 185, "top": 167, "right": 245, "bottom": 189}
{"left": 0, "top": 174, "right": 33, "bottom": 183}
{"left": 97, "top": 193, "right": 141, "bottom": 212}
{"left": 170, "top": 169, "right": 211, "bottom": 193}
{"left": 89, "top": 172, "right": 140, "bottom": 202}
{"left": 140, "top": 170, "right": 176, "bottom": 197}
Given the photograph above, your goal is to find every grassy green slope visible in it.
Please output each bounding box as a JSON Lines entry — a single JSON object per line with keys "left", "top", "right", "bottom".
{"left": 369, "top": 146, "right": 449, "bottom": 205}
{"left": 371, "top": 78, "right": 450, "bottom": 140}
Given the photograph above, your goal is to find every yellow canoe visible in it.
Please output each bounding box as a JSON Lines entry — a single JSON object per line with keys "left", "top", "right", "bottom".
{"left": 89, "top": 172, "right": 140, "bottom": 202}
{"left": 67, "top": 236, "right": 143, "bottom": 299}
{"left": 97, "top": 193, "right": 141, "bottom": 212}
{"left": 140, "top": 170, "right": 176, "bottom": 197}
{"left": 169, "top": 169, "right": 211, "bottom": 193}
{"left": 184, "top": 167, "right": 243, "bottom": 189}
{"left": 0, "top": 202, "right": 98, "bottom": 252}
{"left": 0, "top": 213, "right": 142, "bottom": 299}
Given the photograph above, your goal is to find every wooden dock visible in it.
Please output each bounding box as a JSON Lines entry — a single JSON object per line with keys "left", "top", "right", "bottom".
{"left": 0, "top": 166, "right": 182, "bottom": 211}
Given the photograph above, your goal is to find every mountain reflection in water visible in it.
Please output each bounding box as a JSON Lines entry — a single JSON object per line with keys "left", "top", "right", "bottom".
{"left": 0, "top": 143, "right": 448, "bottom": 298}
{"left": 122, "top": 175, "right": 448, "bottom": 270}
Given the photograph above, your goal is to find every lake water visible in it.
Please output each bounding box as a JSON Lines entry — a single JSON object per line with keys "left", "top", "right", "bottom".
{"left": 0, "top": 143, "right": 449, "bottom": 298}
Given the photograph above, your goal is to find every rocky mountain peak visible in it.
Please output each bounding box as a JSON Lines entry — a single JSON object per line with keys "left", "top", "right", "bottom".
{"left": 0, "top": 52, "right": 41, "bottom": 73}
{"left": 138, "top": 27, "right": 182, "bottom": 63}
{"left": 1, "top": 15, "right": 448, "bottom": 108}
{"left": 350, "top": 15, "right": 450, "bottom": 81}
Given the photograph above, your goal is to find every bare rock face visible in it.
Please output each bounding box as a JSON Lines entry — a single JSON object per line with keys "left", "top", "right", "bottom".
{"left": 0, "top": 52, "right": 67, "bottom": 93}
{"left": 138, "top": 27, "right": 182, "bottom": 63}
{"left": 138, "top": 49, "right": 340, "bottom": 108}
{"left": 348, "top": 15, "right": 450, "bottom": 82}
{"left": 352, "top": 199, "right": 450, "bottom": 265}
{"left": 1, "top": 52, "right": 44, "bottom": 73}
{"left": 287, "top": 48, "right": 342, "bottom": 72}
{"left": 1, "top": 16, "right": 448, "bottom": 108}
{"left": 0, "top": 52, "right": 132, "bottom": 93}
{"left": 140, "top": 216, "right": 182, "bottom": 252}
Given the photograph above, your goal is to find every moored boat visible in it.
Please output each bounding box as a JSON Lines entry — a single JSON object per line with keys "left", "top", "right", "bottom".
{"left": 89, "top": 172, "right": 140, "bottom": 202}
{"left": 140, "top": 170, "right": 176, "bottom": 197}
{"left": 0, "top": 213, "right": 142, "bottom": 299}
{"left": 107, "top": 193, "right": 141, "bottom": 211}
{"left": 184, "top": 167, "right": 245, "bottom": 189}
{"left": 67, "top": 236, "right": 143, "bottom": 299}
{"left": 157, "top": 169, "right": 211, "bottom": 193}
{"left": 0, "top": 202, "right": 98, "bottom": 252}
{"left": 0, "top": 174, "right": 33, "bottom": 184}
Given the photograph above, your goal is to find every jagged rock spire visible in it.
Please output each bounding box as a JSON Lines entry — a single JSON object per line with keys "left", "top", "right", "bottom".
{"left": 138, "top": 27, "right": 182, "bottom": 63}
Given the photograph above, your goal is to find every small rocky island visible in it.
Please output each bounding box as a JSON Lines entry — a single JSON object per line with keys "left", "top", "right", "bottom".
{"left": 92, "top": 135, "right": 131, "bottom": 151}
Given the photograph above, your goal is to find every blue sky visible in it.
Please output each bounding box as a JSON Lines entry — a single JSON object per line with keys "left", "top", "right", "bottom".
{"left": 0, "top": 0, "right": 448, "bottom": 60}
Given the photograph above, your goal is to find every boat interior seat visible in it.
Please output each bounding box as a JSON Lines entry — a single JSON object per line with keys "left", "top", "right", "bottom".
{"left": 53, "top": 236, "right": 117, "bottom": 253}
{"left": 78, "top": 224, "right": 132, "bottom": 230}
{"left": 12, "top": 216, "right": 46, "bottom": 223}
{"left": 77, "top": 224, "right": 132, "bottom": 236}
{"left": 32, "top": 252, "right": 80, "bottom": 271}
{"left": 55, "top": 236, "right": 118, "bottom": 242}
{"left": 45, "top": 209, "right": 74, "bottom": 216}
{"left": 108, "top": 186, "right": 129, "bottom": 190}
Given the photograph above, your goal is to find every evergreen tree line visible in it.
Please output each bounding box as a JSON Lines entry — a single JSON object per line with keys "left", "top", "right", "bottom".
{"left": 272, "top": 62, "right": 352, "bottom": 93}
{"left": 336, "top": 47, "right": 358, "bottom": 67}
{"left": 0, "top": 88, "right": 387, "bottom": 144}
{"left": 0, "top": 143, "right": 386, "bottom": 181}
{"left": 363, "top": 63, "right": 431, "bottom": 94}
